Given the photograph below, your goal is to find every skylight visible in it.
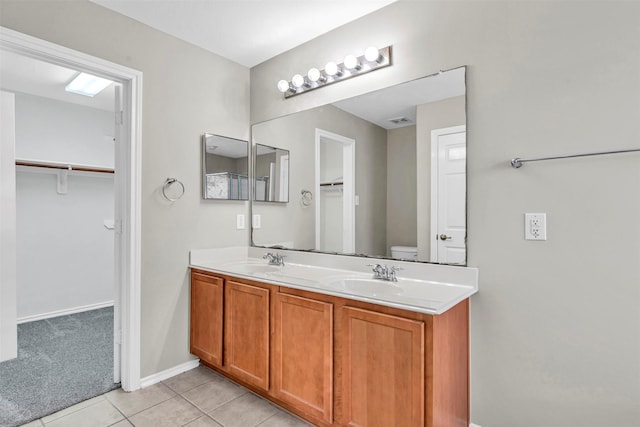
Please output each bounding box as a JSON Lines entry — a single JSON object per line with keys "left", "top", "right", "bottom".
{"left": 65, "top": 72, "right": 113, "bottom": 97}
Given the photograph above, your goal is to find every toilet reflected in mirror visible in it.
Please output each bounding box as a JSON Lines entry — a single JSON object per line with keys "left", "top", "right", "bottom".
{"left": 390, "top": 245, "right": 418, "bottom": 261}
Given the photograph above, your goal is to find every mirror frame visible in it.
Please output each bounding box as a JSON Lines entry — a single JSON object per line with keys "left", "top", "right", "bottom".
{"left": 249, "top": 66, "right": 467, "bottom": 265}
{"left": 201, "top": 133, "right": 249, "bottom": 201}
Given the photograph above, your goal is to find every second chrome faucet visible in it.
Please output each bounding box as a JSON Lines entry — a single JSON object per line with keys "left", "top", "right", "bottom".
{"left": 368, "top": 263, "right": 401, "bottom": 282}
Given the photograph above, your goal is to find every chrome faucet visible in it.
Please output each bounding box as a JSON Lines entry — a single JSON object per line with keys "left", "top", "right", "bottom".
{"left": 368, "top": 264, "right": 402, "bottom": 282}
{"left": 263, "top": 252, "right": 285, "bottom": 266}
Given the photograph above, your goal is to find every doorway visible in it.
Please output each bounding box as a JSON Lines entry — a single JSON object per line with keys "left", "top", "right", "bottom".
{"left": 430, "top": 125, "right": 466, "bottom": 264}
{"left": 0, "top": 27, "right": 142, "bottom": 391}
{"left": 315, "top": 129, "right": 355, "bottom": 253}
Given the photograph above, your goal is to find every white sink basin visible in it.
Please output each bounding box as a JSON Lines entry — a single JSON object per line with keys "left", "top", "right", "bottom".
{"left": 264, "top": 264, "right": 326, "bottom": 286}
{"left": 218, "top": 260, "right": 282, "bottom": 275}
{"left": 325, "top": 278, "right": 404, "bottom": 296}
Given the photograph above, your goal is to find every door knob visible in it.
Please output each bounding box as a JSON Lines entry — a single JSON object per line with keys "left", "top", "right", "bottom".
{"left": 439, "top": 234, "right": 452, "bottom": 241}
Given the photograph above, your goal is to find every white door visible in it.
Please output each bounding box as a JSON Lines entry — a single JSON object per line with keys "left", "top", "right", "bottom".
{"left": 0, "top": 90, "right": 18, "bottom": 362}
{"left": 430, "top": 125, "right": 466, "bottom": 264}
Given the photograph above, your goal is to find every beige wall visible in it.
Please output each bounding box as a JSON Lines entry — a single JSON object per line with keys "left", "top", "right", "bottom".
{"left": 204, "top": 153, "right": 248, "bottom": 176}
{"left": 251, "top": 2, "right": 640, "bottom": 426}
{"left": 3, "top": 1, "right": 639, "bottom": 425}
{"left": 252, "top": 104, "right": 387, "bottom": 254}
{"left": 386, "top": 125, "right": 417, "bottom": 254}
{"left": 416, "top": 95, "right": 466, "bottom": 261}
{"left": 1, "top": 0, "right": 250, "bottom": 377}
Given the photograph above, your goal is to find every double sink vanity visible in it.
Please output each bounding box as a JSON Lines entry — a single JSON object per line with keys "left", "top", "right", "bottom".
{"left": 189, "top": 247, "right": 477, "bottom": 427}
{"left": 192, "top": 64, "right": 474, "bottom": 426}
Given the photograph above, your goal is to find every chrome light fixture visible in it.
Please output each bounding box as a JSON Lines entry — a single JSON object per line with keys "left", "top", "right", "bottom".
{"left": 276, "top": 45, "right": 392, "bottom": 98}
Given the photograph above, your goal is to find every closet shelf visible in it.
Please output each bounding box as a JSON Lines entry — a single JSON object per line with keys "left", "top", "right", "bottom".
{"left": 16, "top": 160, "right": 114, "bottom": 174}
{"left": 320, "top": 181, "right": 344, "bottom": 187}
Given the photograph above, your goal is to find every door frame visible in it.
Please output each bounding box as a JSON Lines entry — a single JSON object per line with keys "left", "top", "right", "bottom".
{"left": 314, "top": 129, "right": 355, "bottom": 253}
{"left": 0, "top": 27, "right": 143, "bottom": 391}
{"left": 430, "top": 125, "right": 466, "bottom": 263}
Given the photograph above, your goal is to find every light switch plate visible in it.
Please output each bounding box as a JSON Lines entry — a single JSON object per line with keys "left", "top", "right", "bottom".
{"left": 525, "top": 213, "right": 547, "bottom": 240}
{"left": 236, "top": 214, "right": 245, "bottom": 230}
{"left": 252, "top": 214, "right": 261, "bottom": 229}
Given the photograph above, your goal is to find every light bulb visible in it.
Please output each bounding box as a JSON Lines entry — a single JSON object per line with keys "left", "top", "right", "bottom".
{"left": 307, "top": 68, "right": 321, "bottom": 82}
{"left": 324, "top": 61, "right": 340, "bottom": 77}
{"left": 291, "top": 74, "right": 305, "bottom": 88}
{"left": 343, "top": 54, "right": 360, "bottom": 70}
{"left": 277, "top": 80, "right": 290, "bottom": 93}
{"left": 364, "top": 46, "right": 382, "bottom": 63}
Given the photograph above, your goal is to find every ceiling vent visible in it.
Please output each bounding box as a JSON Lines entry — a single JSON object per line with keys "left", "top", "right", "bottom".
{"left": 388, "top": 116, "right": 412, "bottom": 125}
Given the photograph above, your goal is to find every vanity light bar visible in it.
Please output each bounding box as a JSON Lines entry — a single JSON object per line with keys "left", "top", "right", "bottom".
{"left": 277, "top": 45, "right": 392, "bottom": 98}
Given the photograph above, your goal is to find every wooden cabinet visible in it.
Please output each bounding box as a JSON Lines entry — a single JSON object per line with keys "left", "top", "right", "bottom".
{"left": 190, "top": 271, "right": 223, "bottom": 367}
{"left": 190, "top": 268, "right": 469, "bottom": 427}
{"left": 272, "top": 292, "right": 333, "bottom": 424}
{"left": 224, "top": 280, "right": 270, "bottom": 390}
{"left": 340, "top": 306, "right": 425, "bottom": 427}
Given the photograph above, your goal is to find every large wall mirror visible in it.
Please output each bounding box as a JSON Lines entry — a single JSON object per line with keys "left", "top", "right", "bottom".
{"left": 202, "top": 133, "right": 249, "bottom": 200}
{"left": 251, "top": 66, "right": 466, "bottom": 265}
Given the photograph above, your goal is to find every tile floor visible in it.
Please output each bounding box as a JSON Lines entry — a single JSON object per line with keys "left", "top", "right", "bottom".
{"left": 20, "top": 365, "right": 313, "bottom": 427}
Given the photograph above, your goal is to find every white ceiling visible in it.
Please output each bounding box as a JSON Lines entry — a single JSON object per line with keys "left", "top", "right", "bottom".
{"left": 0, "top": 1, "right": 463, "bottom": 127}
{"left": 89, "top": 0, "right": 397, "bottom": 67}
{"left": 1, "top": 1, "right": 396, "bottom": 112}
{"left": 334, "top": 67, "right": 466, "bottom": 130}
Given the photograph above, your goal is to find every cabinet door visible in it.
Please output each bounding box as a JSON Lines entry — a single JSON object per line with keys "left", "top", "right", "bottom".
{"left": 225, "top": 280, "right": 270, "bottom": 390}
{"left": 272, "top": 293, "right": 333, "bottom": 423}
{"left": 190, "top": 272, "right": 223, "bottom": 367}
{"left": 341, "top": 306, "right": 425, "bottom": 427}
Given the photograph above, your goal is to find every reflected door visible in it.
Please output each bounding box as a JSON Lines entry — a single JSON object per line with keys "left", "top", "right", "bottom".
{"left": 430, "top": 125, "right": 466, "bottom": 264}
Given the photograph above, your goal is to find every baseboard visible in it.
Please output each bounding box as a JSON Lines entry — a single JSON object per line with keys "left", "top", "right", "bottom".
{"left": 17, "top": 301, "right": 114, "bottom": 324}
{"left": 139, "top": 359, "right": 200, "bottom": 388}
{"left": 470, "top": 423, "right": 482, "bottom": 427}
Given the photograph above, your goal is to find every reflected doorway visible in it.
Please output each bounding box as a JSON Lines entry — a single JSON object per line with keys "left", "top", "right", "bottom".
{"left": 315, "top": 129, "right": 355, "bottom": 253}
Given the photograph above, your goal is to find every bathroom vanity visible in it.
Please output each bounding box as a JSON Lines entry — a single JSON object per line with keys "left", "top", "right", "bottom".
{"left": 189, "top": 247, "right": 477, "bottom": 427}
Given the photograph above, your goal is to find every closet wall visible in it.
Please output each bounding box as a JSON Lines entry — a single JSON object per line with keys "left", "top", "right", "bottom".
{"left": 14, "top": 92, "right": 115, "bottom": 321}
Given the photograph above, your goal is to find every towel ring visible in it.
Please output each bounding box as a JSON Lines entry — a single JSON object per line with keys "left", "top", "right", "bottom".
{"left": 300, "top": 189, "right": 313, "bottom": 206}
{"left": 162, "top": 178, "right": 185, "bottom": 202}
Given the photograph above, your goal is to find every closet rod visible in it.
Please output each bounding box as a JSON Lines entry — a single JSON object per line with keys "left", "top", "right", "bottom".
{"left": 16, "top": 160, "right": 114, "bottom": 174}
{"left": 511, "top": 148, "right": 640, "bottom": 168}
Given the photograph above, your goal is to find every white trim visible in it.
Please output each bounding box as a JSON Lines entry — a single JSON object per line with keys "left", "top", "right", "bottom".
{"left": 314, "top": 129, "right": 355, "bottom": 253}
{"left": 430, "top": 125, "right": 466, "bottom": 263}
{"left": 139, "top": 359, "right": 200, "bottom": 388}
{"left": 1, "top": 27, "right": 143, "bottom": 391}
{"left": 470, "top": 423, "right": 482, "bottom": 427}
{"left": 0, "top": 91, "right": 17, "bottom": 362}
{"left": 16, "top": 301, "right": 115, "bottom": 324}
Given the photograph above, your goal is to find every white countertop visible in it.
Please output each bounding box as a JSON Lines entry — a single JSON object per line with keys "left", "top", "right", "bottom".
{"left": 189, "top": 247, "right": 478, "bottom": 315}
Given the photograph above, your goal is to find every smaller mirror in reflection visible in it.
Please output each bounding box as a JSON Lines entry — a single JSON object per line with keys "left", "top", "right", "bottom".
{"left": 254, "top": 144, "right": 290, "bottom": 203}
{"left": 202, "top": 133, "right": 249, "bottom": 200}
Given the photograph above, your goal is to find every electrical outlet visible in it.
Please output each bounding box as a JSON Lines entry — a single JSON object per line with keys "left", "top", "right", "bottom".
{"left": 236, "top": 214, "right": 245, "bottom": 230}
{"left": 525, "top": 213, "right": 547, "bottom": 240}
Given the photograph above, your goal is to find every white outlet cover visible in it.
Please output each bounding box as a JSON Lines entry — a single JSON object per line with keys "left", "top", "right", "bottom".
{"left": 525, "top": 213, "right": 547, "bottom": 240}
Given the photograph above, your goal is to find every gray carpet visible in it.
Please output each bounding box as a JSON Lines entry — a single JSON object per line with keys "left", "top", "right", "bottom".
{"left": 0, "top": 307, "right": 119, "bottom": 427}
